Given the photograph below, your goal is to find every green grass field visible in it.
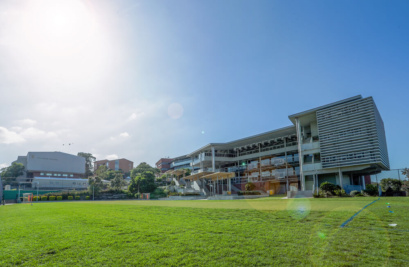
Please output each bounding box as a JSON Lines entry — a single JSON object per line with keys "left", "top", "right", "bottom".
{"left": 1, "top": 197, "right": 409, "bottom": 266}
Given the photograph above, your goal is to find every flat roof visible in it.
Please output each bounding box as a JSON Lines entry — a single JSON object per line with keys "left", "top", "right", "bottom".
{"left": 288, "top": 95, "right": 362, "bottom": 123}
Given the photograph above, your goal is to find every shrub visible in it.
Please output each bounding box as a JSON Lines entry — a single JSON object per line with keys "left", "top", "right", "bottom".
{"left": 380, "top": 178, "right": 402, "bottom": 195}
{"left": 49, "top": 196, "right": 56, "bottom": 201}
{"left": 170, "top": 180, "right": 176, "bottom": 186}
{"left": 402, "top": 181, "right": 409, "bottom": 196}
{"left": 238, "top": 191, "right": 261, "bottom": 196}
{"left": 363, "top": 184, "right": 379, "bottom": 196}
{"left": 320, "top": 182, "right": 341, "bottom": 195}
{"left": 350, "top": 190, "right": 363, "bottom": 197}
{"left": 163, "top": 189, "right": 170, "bottom": 195}
{"left": 41, "top": 196, "right": 48, "bottom": 201}
{"left": 333, "top": 189, "right": 346, "bottom": 197}
{"left": 86, "top": 196, "right": 90, "bottom": 200}
{"left": 57, "top": 196, "right": 62, "bottom": 201}
{"left": 33, "top": 196, "right": 39, "bottom": 201}
{"left": 313, "top": 192, "right": 321, "bottom": 198}
{"left": 67, "top": 196, "right": 73, "bottom": 200}
{"left": 245, "top": 182, "right": 256, "bottom": 191}
{"left": 134, "top": 193, "right": 140, "bottom": 199}
{"left": 152, "top": 188, "right": 167, "bottom": 198}
{"left": 75, "top": 196, "right": 80, "bottom": 200}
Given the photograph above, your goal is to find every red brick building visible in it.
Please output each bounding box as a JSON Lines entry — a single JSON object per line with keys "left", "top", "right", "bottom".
{"left": 94, "top": 158, "right": 134, "bottom": 173}
{"left": 156, "top": 158, "right": 173, "bottom": 173}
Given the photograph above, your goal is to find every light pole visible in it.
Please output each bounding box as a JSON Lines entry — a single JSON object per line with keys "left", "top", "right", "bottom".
{"left": 36, "top": 181, "right": 39, "bottom": 201}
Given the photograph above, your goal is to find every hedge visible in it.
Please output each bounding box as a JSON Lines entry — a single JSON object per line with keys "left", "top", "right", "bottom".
{"left": 49, "top": 196, "right": 56, "bottom": 201}
{"left": 75, "top": 196, "right": 80, "bottom": 200}
{"left": 67, "top": 196, "right": 73, "bottom": 200}
{"left": 41, "top": 196, "right": 48, "bottom": 201}
{"left": 57, "top": 196, "right": 62, "bottom": 201}
{"left": 86, "top": 196, "right": 90, "bottom": 200}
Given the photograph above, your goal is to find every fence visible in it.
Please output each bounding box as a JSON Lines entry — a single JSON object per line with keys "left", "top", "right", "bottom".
{"left": 370, "top": 169, "right": 408, "bottom": 183}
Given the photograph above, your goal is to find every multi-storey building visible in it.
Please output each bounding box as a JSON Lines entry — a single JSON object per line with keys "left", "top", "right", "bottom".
{"left": 94, "top": 158, "right": 134, "bottom": 173}
{"left": 13, "top": 151, "right": 87, "bottom": 189}
{"left": 156, "top": 158, "right": 174, "bottom": 173}
{"left": 163, "top": 95, "right": 389, "bottom": 196}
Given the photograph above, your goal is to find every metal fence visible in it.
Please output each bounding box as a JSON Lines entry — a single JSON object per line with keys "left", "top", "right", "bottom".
{"left": 370, "top": 169, "right": 408, "bottom": 183}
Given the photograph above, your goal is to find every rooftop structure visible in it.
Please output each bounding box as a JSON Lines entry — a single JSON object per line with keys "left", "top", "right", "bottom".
{"left": 94, "top": 158, "right": 134, "bottom": 173}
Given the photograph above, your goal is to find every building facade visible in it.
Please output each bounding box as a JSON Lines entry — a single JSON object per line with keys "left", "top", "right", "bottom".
{"left": 13, "top": 151, "right": 87, "bottom": 189}
{"left": 156, "top": 158, "right": 174, "bottom": 173}
{"left": 163, "top": 96, "right": 389, "bottom": 196}
{"left": 94, "top": 158, "right": 134, "bottom": 173}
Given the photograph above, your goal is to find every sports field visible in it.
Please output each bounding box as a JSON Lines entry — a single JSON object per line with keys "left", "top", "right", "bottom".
{"left": 1, "top": 197, "right": 408, "bottom": 266}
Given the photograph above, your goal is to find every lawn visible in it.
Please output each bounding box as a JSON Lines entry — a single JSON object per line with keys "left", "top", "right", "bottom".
{"left": 1, "top": 197, "right": 409, "bottom": 266}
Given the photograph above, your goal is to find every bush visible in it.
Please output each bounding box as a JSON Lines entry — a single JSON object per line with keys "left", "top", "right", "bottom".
{"left": 152, "top": 188, "right": 167, "bottom": 198}
{"left": 67, "top": 196, "right": 73, "bottom": 200}
{"left": 245, "top": 182, "right": 256, "bottom": 191}
{"left": 33, "top": 196, "right": 39, "bottom": 201}
{"left": 320, "top": 182, "right": 341, "bottom": 195}
{"left": 86, "top": 196, "right": 90, "bottom": 200}
{"left": 313, "top": 192, "right": 321, "bottom": 198}
{"left": 168, "top": 192, "right": 179, "bottom": 196}
{"left": 134, "top": 193, "right": 140, "bottom": 199}
{"left": 363, "top": 184, "right": 379, "bottom": 196}
{"left": 350, "top": 190, "right": 363, "bottom": 197}
{"left": 402, "top": 181, "right": 409, "bottom": 196}
{"left": 75, "top": 196, "right": 80, "bottom": 200}
{"left": 333, "top": 189, "right": 346, "bottom": 197}
{"left": 238, "top": 191, "right": 261, "bottom": 196}
{"left": 380, "top": 178, "right": 402, "bottom": 195}
{"left": 49, "top": 196, "right": 56, "bottom": 201}
{"left": 57, "top": 196, "right": 62, "bottom": 201}
{"left": 41, "top": 196, "right": 48, "bottom": 201}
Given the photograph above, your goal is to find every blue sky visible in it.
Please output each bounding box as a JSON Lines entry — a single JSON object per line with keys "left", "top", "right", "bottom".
{"left": 0, "top": 0, "right": 408, "bottom": 169}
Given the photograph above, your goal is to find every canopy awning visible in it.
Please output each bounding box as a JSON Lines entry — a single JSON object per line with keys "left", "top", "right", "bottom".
{"left": 201, "top": 172, "right": 235, "bottom": 181}
{"left": 184, "top": 171, "right": 214, "bottom": 181}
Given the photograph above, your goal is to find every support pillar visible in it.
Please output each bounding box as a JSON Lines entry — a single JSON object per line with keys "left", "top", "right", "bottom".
{"left": 211, "top": 147, "right": 216, "bottom": 172}
{"left": 338, "top": 168, "right": 343, "bottom": 189}
{"left": 362, "top": 175, "right": 366, "bottom": 190}
{"left": 295, "top": 118, "right": 305, "bottom": 191}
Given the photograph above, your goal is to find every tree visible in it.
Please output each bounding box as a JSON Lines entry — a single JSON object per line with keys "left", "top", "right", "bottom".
{"left": 129, "top": 172, "right": 157, "bottom": 194}
{"left": 106, "top": 170, "right": 123, "bottom": 181}
{"left": 0, "top": 162, "right": 25, "bottom": 178}
{"left": 77, "top": 152, "right": 96, "bottom": 177}
{"left": 132, "top": 162, "right": 160, "bottom": 177}
{"left": 380, "top": 178, "right": 402, "bottom": 195}
{"left": 88, "top": 176, "right": 104, "bottom": 196}
{"left": 110, "top": 173, "right": 126, "bottom": 191}
{"left": 401, "top": 180, "right": 409, "bottom": 195}
{"left": 402, "top": 168, "right": 409, "bottom": 180}
{"left": 95, "top": 165, "right": 108, "bottom": 180}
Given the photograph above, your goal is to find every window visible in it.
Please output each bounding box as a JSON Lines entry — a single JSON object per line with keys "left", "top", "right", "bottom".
{"left": 63, "top": 174, "right": 68, "bottom": 177}
{"left": 70, "top": 174, "right": 74, "bottom": 177}
{"left": 303, "top": 154, "right": 313, "bottom": 164}
{"left": 46, "top": 173, "right": 52, "bottom": 176}
{"left": 314, "top": 153, "right": 321, "bottom": 163}
{"left": 40, "top": 173, "right": 44, "bottom": 175}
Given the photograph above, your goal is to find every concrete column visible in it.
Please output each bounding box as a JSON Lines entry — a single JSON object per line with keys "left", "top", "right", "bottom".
{"left": 284, "top": 138, "right": 288, "bottom": 192}
{"left": 211, "top": 147, "right": 215, "bottom": 172}
{"left": 362, "top": 176, "right": 366, "bottom": 190}
{"left": 228, "top": 178, "right": 231, "bottom": 192}
{"left": 338, "top": 168, "right": 343, "bottom": 189}
{"left": 295, "top": 118, "right": 305, "bottom": 191}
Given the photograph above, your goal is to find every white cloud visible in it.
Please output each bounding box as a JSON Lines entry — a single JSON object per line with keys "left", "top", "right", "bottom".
{"left": 119, "top": 132, "right": 130, "bottom": 138}
{"left": 14, "top": 118, "right": 37, "bottom": 127}
{"left": 0, "top": 163, "right": 9, "bottom": 169}
{"left": 0, "top": 127, "right": 26, "bottom": 144}
{"left": 19, "top": 127, "right": 58, "bottom": 140}
{"left": 106, "top": 154, "right": 119, "bottom": 160}
{"left": 128, "top": 111, "right": 145, "bottom": 121}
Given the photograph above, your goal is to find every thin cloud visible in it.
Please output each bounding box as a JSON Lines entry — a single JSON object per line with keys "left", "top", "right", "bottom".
{"left": 0, "top": 127, "right": 26, "bottom": 144}
{"left": 106, "top": 154, "right": 119, "bottom": 160}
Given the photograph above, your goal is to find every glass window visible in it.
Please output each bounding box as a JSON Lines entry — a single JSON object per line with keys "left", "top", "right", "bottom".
{"left": 46, "top": 173, "right": 52, "bottom": 176}
{"left": 40, "top": 173, "right": 44, "bottom": 175}
{"left": 304, "top": 154, "right": 313, "bottom": 163}
{"left": 70, "top": 174, "right": 74, "bottom": 177}
{"left": 314, "top": 153, "right": 321, "bottom": 163}
{"left": 63, "top": 174, "right": 68, "bottom": 177}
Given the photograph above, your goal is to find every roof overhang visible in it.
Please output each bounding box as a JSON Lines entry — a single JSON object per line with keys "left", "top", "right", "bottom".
{"left": 288, "top": 95, "right": 362, "bottom": 124}
{"left": 184, "top": 171, "right": 214, "bottom": 181}
{"left": 201, "top": 172, "right": 235, "bottom": 181}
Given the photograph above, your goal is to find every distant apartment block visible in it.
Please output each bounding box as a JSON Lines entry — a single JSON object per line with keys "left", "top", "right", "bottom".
{"left": 94, "top": 158, "right": 134, "bottom": 173}
{"left": 156, "top": 158, "right": 174, "bottom": 173}
{"left": 160, "top": 95, "right": 389, "bottom": 197}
